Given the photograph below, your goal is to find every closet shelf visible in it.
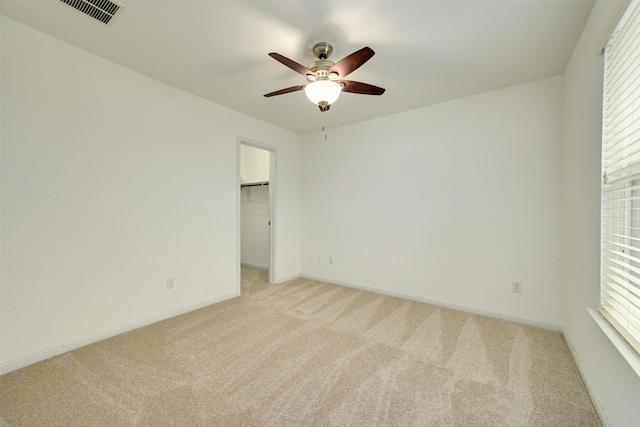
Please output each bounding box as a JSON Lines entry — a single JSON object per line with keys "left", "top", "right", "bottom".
{"left": 241, "top": 181, "right": 269, "bottom": 188}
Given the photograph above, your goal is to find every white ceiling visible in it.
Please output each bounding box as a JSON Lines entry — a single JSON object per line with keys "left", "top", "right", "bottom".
{"left": 1, "top": 0, "right": 595, "bottom": 135}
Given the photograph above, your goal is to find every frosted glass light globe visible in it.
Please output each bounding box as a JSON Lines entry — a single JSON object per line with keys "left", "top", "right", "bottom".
{"left": 304, "top": 80, "right": 342, "bottom": 105}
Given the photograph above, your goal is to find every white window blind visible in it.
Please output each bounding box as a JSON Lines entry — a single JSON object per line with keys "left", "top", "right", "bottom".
{"left": 601, "top": 0, "right": 640, "bottom": 356}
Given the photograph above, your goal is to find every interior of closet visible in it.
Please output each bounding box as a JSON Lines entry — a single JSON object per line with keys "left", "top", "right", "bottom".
{"left": 240, "top": 144, "right": 271, "bottom": 270}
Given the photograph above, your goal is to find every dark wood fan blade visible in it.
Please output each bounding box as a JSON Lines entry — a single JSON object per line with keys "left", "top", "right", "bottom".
{"left": 268, "top": 53, "right": 315, "bottom": 77}
{"left": 329, "top": 47, "right": 375, "bottom": 78}
{"left": 264, "top": 85, "right": 306, "bottom": 97}
{"left": 339, "top": 80, "right": 385, "bottom": 95}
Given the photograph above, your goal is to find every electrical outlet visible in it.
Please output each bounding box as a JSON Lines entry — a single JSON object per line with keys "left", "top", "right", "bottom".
{"left": 512, "top": 282, "right": 522, "bottom": 293}
{"left": 167, "top": 278, "right": 175, "bottom": 289}
{"left": 317, "top": 257, "right": 322, "bottom": 264}
{"left": 329, "top": 256, "right": 333, "bottom": 264}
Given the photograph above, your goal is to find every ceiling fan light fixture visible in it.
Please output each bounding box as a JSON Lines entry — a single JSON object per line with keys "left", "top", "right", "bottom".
{"left": 304, "top": 80, "right": 342, "bottom": 107}
{"left": 265, "top": 43, "right": 384, "bottom": 111}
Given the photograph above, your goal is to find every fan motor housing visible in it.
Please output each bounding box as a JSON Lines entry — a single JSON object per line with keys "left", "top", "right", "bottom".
{"left": 308, "top": 60, "right": 334, "bottom": 75}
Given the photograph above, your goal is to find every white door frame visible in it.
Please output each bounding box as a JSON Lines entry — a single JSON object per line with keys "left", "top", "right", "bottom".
{"left": 237, "top": 137, "right": 277, "bottom": 287}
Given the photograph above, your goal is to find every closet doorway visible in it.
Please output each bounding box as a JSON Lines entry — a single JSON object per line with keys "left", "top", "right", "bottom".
{"left": 239, "top": 142, "right": 275, "bottom": 284}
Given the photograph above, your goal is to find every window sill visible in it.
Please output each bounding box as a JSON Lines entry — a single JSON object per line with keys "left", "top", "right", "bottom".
{"left": 587, "top": 307, "right": 640, "bottom": 379}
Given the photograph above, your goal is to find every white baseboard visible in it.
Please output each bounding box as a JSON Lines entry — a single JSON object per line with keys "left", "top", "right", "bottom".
{"left": 275, "top": 273, "right": 302, "bottom": 284}
{"left": 0, "top": 292, "right": 238, "bottom": 375}
{"left": 301, "top": 274, "right": 562, "bottom": 332}
{"left": 240, "top": 263, "right": 300, "bottom": 285}
{"left": 562, "top": 327, "right": 608, "bottom": 427}
{"left": 241, "top": 262, "right": 268, "bottom": 269}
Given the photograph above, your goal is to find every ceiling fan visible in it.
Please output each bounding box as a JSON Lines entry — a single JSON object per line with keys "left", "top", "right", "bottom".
{"left": 264, "top": 42, "right": 385, "bottom": 112}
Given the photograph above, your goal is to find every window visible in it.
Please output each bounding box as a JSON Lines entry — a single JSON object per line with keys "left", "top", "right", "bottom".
{"left": 601, "top": 0, "right": 640, "bottom": 356}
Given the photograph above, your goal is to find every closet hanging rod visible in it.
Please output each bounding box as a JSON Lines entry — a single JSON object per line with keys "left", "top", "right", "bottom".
{"left": 241, "top": 181, "right": 269, "bottom": 188}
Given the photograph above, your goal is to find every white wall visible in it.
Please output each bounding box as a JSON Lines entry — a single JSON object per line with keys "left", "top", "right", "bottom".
{"left": 562, "top": 1, "right": 640, "bottom": 426}
{"left": 240, "top": 144, "right": 270, "bottom": 184}
{"left": 301, "top": 75, "right": 564, "bottom": 328}
{"left": 0, "top": 16, "right": 301, "bottom": 372}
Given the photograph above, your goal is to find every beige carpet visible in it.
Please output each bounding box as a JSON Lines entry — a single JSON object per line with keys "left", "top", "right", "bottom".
{"left": 0, "top": 266, "right": 600, "bottom": 426}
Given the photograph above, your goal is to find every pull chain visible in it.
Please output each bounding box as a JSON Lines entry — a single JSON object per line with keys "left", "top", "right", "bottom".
{"left": 323, "top": 119, "right": 328, "bottom": 140}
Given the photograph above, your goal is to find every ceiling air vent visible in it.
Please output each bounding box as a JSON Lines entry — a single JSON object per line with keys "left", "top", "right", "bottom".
{"left": 60, "top": 0, "right": 122, "bottom": 25}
